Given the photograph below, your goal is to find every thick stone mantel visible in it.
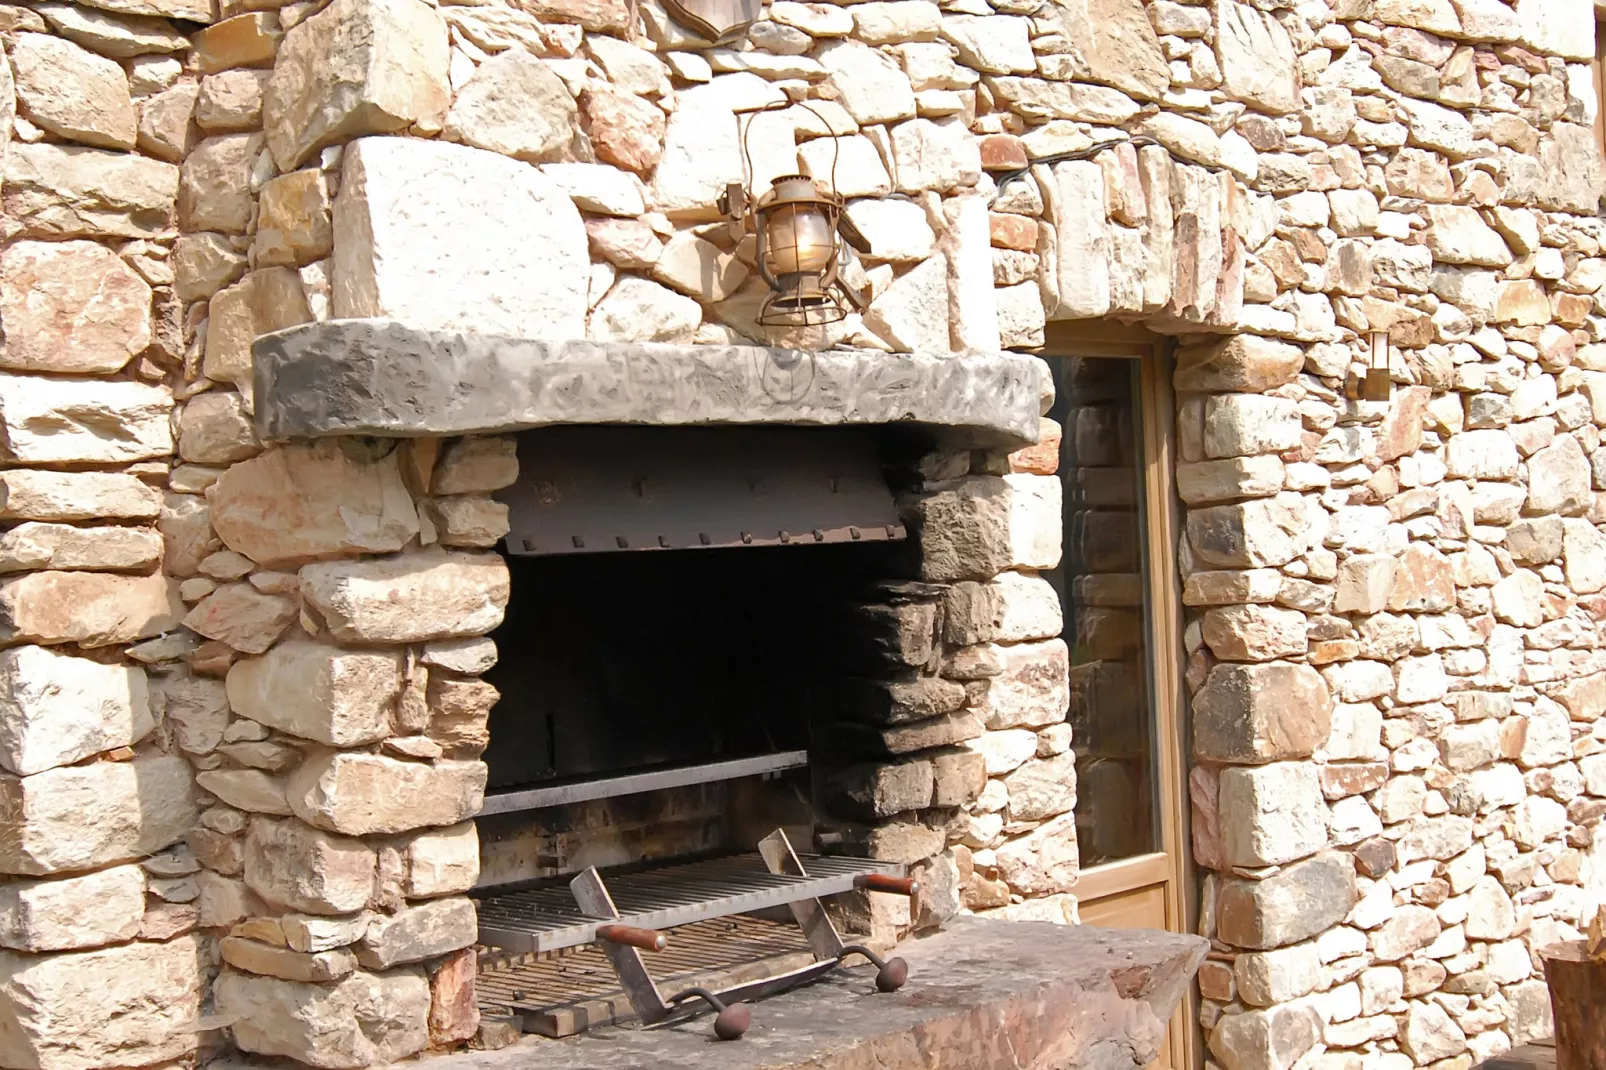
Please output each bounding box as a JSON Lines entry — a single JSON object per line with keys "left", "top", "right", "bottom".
{"left": 432, "top": 919, "right": 1207, "bottom": 1070}
{"left": 251, "top": 320, "right": 1048, "bottom": 449}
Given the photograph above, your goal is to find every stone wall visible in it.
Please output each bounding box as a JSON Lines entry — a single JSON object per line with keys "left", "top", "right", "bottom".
{"left": 3, "top": 0, "right": 1606, "bottom": 1065}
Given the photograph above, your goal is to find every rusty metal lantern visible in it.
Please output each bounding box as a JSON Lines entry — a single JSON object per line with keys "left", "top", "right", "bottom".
{"left": 1363, "top": 328, "right": 1392, "bottom": 402}
{"left": 718, "top": 103, "right": 868, "bottom": 327}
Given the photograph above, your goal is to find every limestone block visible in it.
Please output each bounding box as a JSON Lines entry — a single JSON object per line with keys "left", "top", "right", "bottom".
{"left": 226, "top": 637, "right": 402, "bottom": 747}
{"left": 1233, "top": 942, "right": 1319, "bottom": 1007}
{"left": 1445, "top": 429, "right": 1518, "bottom": 480}
{"left": 817, "top": 40, "right": 915, "bottom": 125}
{"left": 1334, "top": 554, "right": 1397, "bottom": 614}
{"left": 178, "top": 133, "right": 260, "bottom": 235}
{"left": 178, "top": 390, "right": 260, "bottom": 465}
{"left": 203, "top": 267, "right": 313, "bottom": 401}
{"left": 1210, "top": 1004, "right": 1322, "bottom": 1070}
{"left": 1177, "top": 457, "right": 1284, "bottom": 505}
{"left": 0, "top": 240, "right": 149, "bottom": 375}
{"left": 0, "top": 864, "right": 144, "bottom": 952}
{"left": 992, "top": 810, "right": 1077, "bottom": 895}
{"left": 1201, "top": 605, "right": 1307, "bottom": 662}
{"left": 862, "top": 256, "right": 952, "bottom": 353}
{"left": 196, "top": 769, "right": 291, "bottom": 816}
{"left": 220, "top": 936, "right": 356, "bottom": 983}
{"left": 208, "top": 441, "right": 420, "bottom": 568}
{"left": 1187, "top": 494, "right": 1308, "bottom": 569}
{"left": 300, "top": 548, "right": 508, "bottom": 644}
{"left": 432, "top": 437, "right": 518, "bottom": 496}
{"left": 288, "top": 752, "right": 486, "bottom": 836}
{"left": 195, "top": 69, "right": 269, "bottom": 132}
{"left": 34, "top": 1, "right": 193, "bottom": 55}
{"left": 10, "top": 33, "right": 136, "bottom": 151}
{"left": 0, "top": 936, "right": 202, "bottom": 1070}
{"left": 355, "top": 897, "right": 476, "bottom": 969}
{"left": 0, "top": 752, "right": 197, "bottom": 876}
{"left": 650, "top": 84, "right": 746, "bottom": 216}
{"left": 943, "top": 571, "right": 1062, "bottom": 645}
{"left": 263, "top": 0, "right": 449, "bottom": 170}
{"left": 1050, "top": 161, "right": 1109, "bottom": 320}
{"left": 0, "top": 571, "right": 180, "bottom": 647}
{"left": 1386, "top": 543, "right": 1454, "bottom": 612}
{"left": 1038, "top": 0, "right": 1167, "bottom": 101}
{"left": 1001, "top": 752, "right": 1076, "bottom": 822}
{"left": 1215, "top": 0, "right": 1299, "bottom": 114}
{"left": 216, "top": 966, "right": 429, "bottom": 1067}
{"left": 403, "top": 821, "right": 479, "bottom": 898}
{"left": 916, "top": 474, "right": 1061, "bottom": 582}
{"left": 154, "top": 673, "right": 229, "bottom": 756}
{"left": 1192, "top": 662, "right": 1331, "bottom": 764}
{"left": 1526, "top": 435, "right": 1592, "bottom": 516}
{"left": 173, "top": 233, "right": 245, "bottom": 303}
{"left": 1516, "top": 0, "right": 1593, "bottom": 61}
{"left": 940, "top": 15, "right": 1034, "bottom": 73}
{"left": 1563, "top": 519, "right": 1606, "bottom": 594}
{"left": 243, "top": 816, "right": 375, "bottom": 915}
{"left": 0, "top": 522, "right": 161, "bottom": 575}
{"left": 1203, "top": 395, "right": 1302, "bottom": 458}
{"left": 1401, "top": 1001, "right": 1467, "bottom": 1065}
{"left": 829, "top": 760, "right": 934, "bottom": 819}
{"left": 0, "top": 647, "right": 151, "bottom": 777}
{"left": 137, "top": 81, "right": 199, "bottom": 163}
{"left": 332, "top": 137, "right": 587, "bottom": 339}
{"left": 1215, "top": 850, "right": 1357, "bottom": 950}
{"left": 1219, "top": 762, "right": 1328, "bottom": 867}
{"left": 1536, "top": 123, "right": 1602, "bottom": 214}
{"left": 254, "top": 170, "right": 334, "bottom": 267}
{"left": 3, "top": 142, "right": 177, "bottom": 239}
{"left": 0, "top": 375, "right": 171, "bottom": 464}
{"left": 1491, "top": 569, "right": 1544, "bottom": 628}
{"left": 443, "top": 49, "right": 575, "bottom": 164}
{"left": 0, "top": 471, "right": 160, "bottom": 523}
{"left": 1173, "top": 335, "right": 1302, "bottom": 394}
{"left": 975, "top": 639, "right": 1069, "bottom": 729}
{"left": 589, "top": 276, "right": 701, "bottom": 344}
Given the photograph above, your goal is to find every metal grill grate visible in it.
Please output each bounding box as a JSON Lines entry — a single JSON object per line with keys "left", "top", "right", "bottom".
{"left": 476, "top": 852, "right": 897, "bottom": 955}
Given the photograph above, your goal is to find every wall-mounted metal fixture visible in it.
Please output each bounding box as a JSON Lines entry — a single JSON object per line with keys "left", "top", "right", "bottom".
{"left": 1363, "top": 329, "right": 1392, "bottom": 401}
{"left": 719, "top": 103, "right": 869, "bottom": 327}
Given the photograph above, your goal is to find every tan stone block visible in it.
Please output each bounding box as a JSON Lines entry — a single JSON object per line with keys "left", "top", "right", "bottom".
{"left": 0, "top": 471, "right": 160, "bottom": 523}
{"left": 226, "top": 637, "right": 402, "bottom": 747}
{"left": 0, "top": 864, "right": 145, "bottom": 952}
{"left": 0, "top": 936, "right": 202, "bottom": 1070}
{"left": 444, "top": 48, "right": 575, "bottom": 164}
{"left": 220, "top": 935, "right": 356, "bottom": 982}
{"left": 1215, "top": 850, "right": 1356, "bottom": 949}
{"left": 136, "top": 81, "right": 200, "bottom": 164}
{"left": 1173, "top": 334, "right": 1302, "bottom": 393}
{"left": 300, "top": 548, "right": 509, "bottom": 644}
{"left": 355, "top": 897, "right": 476, "bottom": 969}
{"left": 196, "top": 769, "right": 292, "bottom": 816}
{"left": 289, "top": 752, "right": 486, "bottom": 836}
{"left": 192, "top": 11, "right": 281, "bottom": 73}
{"left": 10, "top": 32, "right": 137, "bottom": 151}
{"left": 217, "top": 965, "right": 429, "bottom": 1066}
{"left": 243, "top": 816, "right": 375, "bottom": 915}
{"left": 915, "top": 474, "right": 1061, "bottom": 583}
{"left": 195, "top": 68, "right": 270, "bottom": 132}
{"left": 403, "top": 821, "right": 479, "bottom": 898}
{"left": 254, "top": 169, "right": 334, "bottom": 267}
{"left": 427, "top": 496, "right": 509, "bottom": 549}
{"left": 0, "top": 375, "right": 172, "bottom": 464}
{"left": 1219, "top": 761, "right": 1328, "bottom": 867}
{"left": 179, "top": 133, "right": 262, "bottom": 235}
{"left": 1201, "top": 604, "right": 1307, "bottom": 662}
{"left": 0, "top": 522, "right": 163, "bottom": 574}
{"left": 974, "top": 638, "right": 1070, "bottom": 730}
{"left": 203, "top": 267, "right": 313, "bottom": 402}
{"left": 182, "top": 583, "right": 296, "bottom": 655}
{"left": 0, "top": 240, "right": 149, "bottom": 375}
{"left": 943, "top": 571, "right": 1063, "bottom": 645}
{"left": 0, "top": 570, "right": 180, "bottom": 647}
{"left": 1192, "top": 662, "right": 1331, "bottom": 764}
{"left": 0, "top": 646, "right": 151, "bottom": 777}
{"left": 0, "top": 752, "right": 197, "bottom": 876}
{"left": 3, "top": 142, "right": 178, "bottom": 240}
{"left": 264, "top": 0, "right": 448, "bottom": 170}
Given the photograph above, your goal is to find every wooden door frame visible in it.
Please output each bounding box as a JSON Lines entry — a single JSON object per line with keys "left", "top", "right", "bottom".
{"left": 1042, "top": 322, "right": 1199, "bottom": 1070}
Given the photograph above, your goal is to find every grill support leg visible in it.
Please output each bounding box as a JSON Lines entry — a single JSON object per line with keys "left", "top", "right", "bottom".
{"left": 569, "top": 867, "right": 671, "bottom": 1025}
{"left": 758, "top": 829, "right": 846, "bottom": 961}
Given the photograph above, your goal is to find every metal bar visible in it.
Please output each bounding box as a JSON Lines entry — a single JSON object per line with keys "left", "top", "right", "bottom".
{"left": 479, "top": 751, "right": 810, "bottom": 815}
{"left": 653, "top": 959, "right": 842, "bottom": 1027}
{"left": 569, "top": 867, "right": 670, "bottom": 1023}
{"left": 759, "top": 830, "right": 845, "bottom": 960}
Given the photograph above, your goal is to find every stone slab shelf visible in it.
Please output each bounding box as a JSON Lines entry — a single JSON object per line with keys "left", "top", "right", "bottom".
{"left": 429, "top": 918, "right": 1208, "bottom": 1070}
{"left": 251, "top": 320, "right": 1047, "bottom": 449}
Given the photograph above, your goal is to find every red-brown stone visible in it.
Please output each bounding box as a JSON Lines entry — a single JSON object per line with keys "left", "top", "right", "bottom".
{"left": 978, "top": 134, "right": 1028, "bottom": 172}
{"left": 429, "top": 946, "right": 480, "bottom": 1047}
{"left": 581, "top": 85, "right": 665, "bottom": 175}
{"left": 989, "top": 213, "right": 1039, "bottom": 252}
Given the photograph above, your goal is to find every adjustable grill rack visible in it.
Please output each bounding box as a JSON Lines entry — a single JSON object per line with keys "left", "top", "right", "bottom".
{"left": 474, "top": 829, "right": 918, "bottom": 1038}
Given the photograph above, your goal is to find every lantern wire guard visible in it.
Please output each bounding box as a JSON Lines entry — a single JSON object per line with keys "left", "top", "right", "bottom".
{"left": 722, "top": 101, "right": 869, "bottom": 328}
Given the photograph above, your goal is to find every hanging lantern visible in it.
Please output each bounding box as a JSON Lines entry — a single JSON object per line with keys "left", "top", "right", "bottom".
{"left": 718, "top": 103, "right": 868, "bottom": 328}
{"left": 1363, "top": 329, "right": 1391, "bottom": 402}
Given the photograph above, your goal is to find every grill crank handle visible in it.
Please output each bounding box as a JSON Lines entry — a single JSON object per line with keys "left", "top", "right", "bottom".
{"left": 837, "top": 944, "right": 910, "bottom": 993}
{"left": 595, "top": 924, "right": 668, "bottom": 952}
{"left": 666, "top": 986, "right": 752, "bottom": 1040}
{"left": 853, "top": 873, "right": 919, "bottom": 897}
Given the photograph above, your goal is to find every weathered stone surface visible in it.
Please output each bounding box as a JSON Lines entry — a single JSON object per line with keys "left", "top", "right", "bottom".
{"left": 203, "top": 267, "right": 313, "bottom": 401}
{"left": 1371, "top": 905, "right": 1440, "bottom": 961}
{"left": 0, "top": 240, "right": 150, "bottom": 375}
{"left": 818, "top": 40, "right": 916, "bottom": 125}
{"left": 444, "top": 49, "right": 575, "bottom": 163}
{"left": 1188, "top": 495, "right": 1308, "bottom": 569}
{"left": 0, "top": 752, "right": 196, "bottom": 876}
{"left": 590, "top": 276, "right": 702, "bottom": 344}
{"left": 1173, "top": 335, "right": 1302, "bottom": 393}
{"left": 0, "top": 471, "right": 160, "bottom": 523}
{"left": 183, "top": 583, "right": 295, "bottom": 654}
{"left": 299, "top": 549, "right": 507, "bottom": 644}
{"left": 10, "top": 33, "right": 137, "bottom": 151}
{"left": 0, "top": 571, "right": 179, "bottom": 647}
{"left": 178, "top": 390, "right": 260, "bottom": 464}
{"left": 217, "top": 966, "right": 430, "bottom": 1067}
{"left": 1193, "top": 662, "right": 1331, "bottom": 764}
{"left": 1201, "top": 604, "right": 1307, "bottom": 662}
{"left": 1216, "top": 851, "right": 1357, "bottom": 950}
{"left": 195, "top": 69, "right": 270, "bottom": 132}
{"left": 0, "top": 522, "right": 160, "bottom": 575}
{"left": 196, "top": 769, "right": 291, "bottom": 816}
{"left": 1215, "top": 0, "right": 1300, "bottom": 114}
{"left": 0, "top": 936, "right": 202, "bottom": 1070}
{"left": 1210, "top": 1003, "right": 1322, "bottom": 1070}
{"left": 404, "top": 821, "right": 479, "bottom": 897}
{"left": 179, "top": 133, "right": 260, "bottom": 234}
{"left": 254, "top": 170, "right": 333, "bottom": 267}
{"left": 1039, "top": 0, "right": 1168, "bottom": 101}
{"left": 975, "top": 639, "right": 1069, "bottom": 730}
{"left": 0, "top": 863, "right": 145, "bottom": 952}
{"left": 0, "top": 376, "right": 172, "bottom": 464}
{"left": 1219, "top": 762, "right": 1327, "bottom": 867}
{"left": 263, "top": 0, "right": 449, "bottom": 170}
{"left": 331, "top": 138, "right": 588, "bottom": 340}
{"left": 2, "top": 143, "right": 178, "bottom": 239}
{"left": 226, "top": 637, "right": 402, "bottom": 747}
{"left": 208, "top": 441, "right": 419, "bottom": 567}
{"left": 943, "top": 571, "right": 1062, "bottom": 645}
{"left": 255, "top": 321, "right": 1045, "bottom": 448}
{"left": 35, "top": 2, "right": 191, "bottom": 57}
{"left": 288, "top": 752, "right": 486, "bottom": 836}
{"left": 243, "top": 816, "right": 375, "bottom": 915}
{"left": 355, "top": 897, "right": 476, "bottom": 969}
{"left": 0, "top": 647, "right": 150, "bottom": 777}
{"left": 1526, "top": 435, "right": 1592, "bottom": 516}
{"left": 432, "top": 438, "right": 518, "bottom": 496}
{"left": 916, "top": 475, "right": 1060, "bottom": 582}
{"left": 220, "top": 935, "right": 356, "bottom": 983}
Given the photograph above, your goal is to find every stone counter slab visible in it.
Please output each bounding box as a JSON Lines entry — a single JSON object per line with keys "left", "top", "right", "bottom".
{"left": 252, "top": 319, "right": 1046, "bottom": 448}
{"left": 431, "top": 917, "right": 1206, "bottom": 1070}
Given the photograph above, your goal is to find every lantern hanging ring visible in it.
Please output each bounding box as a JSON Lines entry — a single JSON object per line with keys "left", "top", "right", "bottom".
{"left": 719, "top": 100, "right": 869, "bottom": 329}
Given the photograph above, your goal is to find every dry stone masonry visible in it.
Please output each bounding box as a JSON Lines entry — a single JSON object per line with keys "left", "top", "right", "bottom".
{"left": 1, "top": 0, "right": 1605, "bottom": 1065}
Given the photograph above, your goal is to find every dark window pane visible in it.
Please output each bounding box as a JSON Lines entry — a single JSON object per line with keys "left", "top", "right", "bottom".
{"left": 1043, "top": 357, "right": 1159, "bottom": 866}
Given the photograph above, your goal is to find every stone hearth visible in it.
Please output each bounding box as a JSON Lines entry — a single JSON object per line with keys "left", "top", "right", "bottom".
{"left": 434, "top": 919, "right": 1206, "bottom": 1070}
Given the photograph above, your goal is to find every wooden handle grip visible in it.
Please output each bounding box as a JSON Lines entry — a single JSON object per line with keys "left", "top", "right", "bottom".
{"left": 596, "top": 924, "right": 668, "bottom": 952}
{"left": 855, "top": 873, "right": 919, "bottom": 897}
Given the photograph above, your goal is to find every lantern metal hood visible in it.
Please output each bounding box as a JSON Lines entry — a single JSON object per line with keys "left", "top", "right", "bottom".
{"left": 718, "top": 102, "right": 870, "bottom": 328}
